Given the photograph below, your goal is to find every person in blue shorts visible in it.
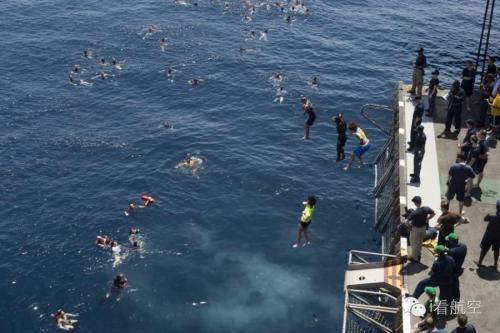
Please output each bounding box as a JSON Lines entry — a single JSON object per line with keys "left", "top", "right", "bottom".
{"left": 344, "top": 121, "right": 370, "bottom": 170}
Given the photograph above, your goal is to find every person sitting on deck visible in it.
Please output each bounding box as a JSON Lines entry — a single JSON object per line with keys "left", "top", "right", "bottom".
{"left": 445, "top": 153, "right": 475, "bottom": 215}
{"left": 344, "top": 122, "right": 370, "bottom": 171}
{"left": 412, "top": 245, "right": 456, "bottom": 303}
{"left": 413, "top": 287, "right": 438, "bottom": 333}
{"left": 475, "top": 200, "right": 500, "bottom": 268}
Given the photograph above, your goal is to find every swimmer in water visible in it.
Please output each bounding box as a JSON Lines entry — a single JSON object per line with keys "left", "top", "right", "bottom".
{"left": 143, "top": 25, "right": 156, "bottom": 39}
{"left": 141, "top": 195, "right": 155, "bottom": 207}
{"left": 113, "top": 274, "right": 128, "bottom": 289}
{"left": 259, "top": 29, "right": 268, "bottom": 41}
{"left": 285, "top": 14, "right": 293, "bottom": 23}
{"left": 92, "top": 72, "right": 113, "bottom": 80}
{"left": 96, "top": 236, "right": 113, "bottom": 248}
{"left": 269, "top": 72, "right": 283, "bottom": 86}
{"left": 242, "top": 14, "right": 252, "bottom": 23}
{"left": 111, "top": 57, "right": 123, "bottom": 70}
{"left": 246, "top": 30, "right": 257, "bottom": 40}
{"left": 53, "top": 309, "right": 78, "bottom": 331}
{"left": 174, "top": 0, "right": 189, "bottom": 6}
{"left": 274, "top": 87, "right": 287, "bottom": 103}
{"left": 344, "top": 121, "right": 370, "bottom": 171}
{"left": 163, "top": 121, "right": 173, "bottom": 129}
{"left": 176, "top": 156, "right": 202, "bottom": 170}
{"left": 223, "top": 2, "right": 230, "bottom": 14}
{"left": 160, "top": 37, "right": 168, "bottom": 52}
{"left": 124, "top": 203, "right": 138, "bottom": 216}
{"left": 129, "top": 228, "right": 140, "bottom": 235}
{"left": 82, "top": 48, "right": 92, "bottom": 59}
{"left": 111, "top": 241, "right": 122, "bottom": 268}
{"left": 72, "top": 65, "right": 81, "bottom": 74}
{"left": 69, "top": 75, "right": 92, "bottom": 86}
{"left": 188, "top": 78, "right": 203, "bottom": 86}
{"left": 308, "top": 76, "right": 319, "bottom": 88}
{"left": 99, "top": 58, "right": 107, "bottom": 66}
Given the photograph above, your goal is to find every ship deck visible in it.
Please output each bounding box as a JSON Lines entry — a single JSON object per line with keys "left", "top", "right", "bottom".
{"left": 398, "top": 84, "right": 500, "bottom": 332}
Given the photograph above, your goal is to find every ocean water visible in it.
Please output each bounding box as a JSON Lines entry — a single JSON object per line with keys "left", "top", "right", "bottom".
{"left": 0, "top": 1, "right": 498, "bottom": 332}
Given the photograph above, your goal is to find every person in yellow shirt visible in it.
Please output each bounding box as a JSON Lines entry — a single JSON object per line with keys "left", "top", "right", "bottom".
{"left": 344, "top": 121, "right": 370, "bottom": 171}
{"left": 293, "top": 196, "right": 316, "bottom": 248}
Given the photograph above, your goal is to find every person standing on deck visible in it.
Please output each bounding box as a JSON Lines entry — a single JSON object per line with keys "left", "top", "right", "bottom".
{"left": 479, "top": 74, "right": 495, "bottom": 126}
{"left": 407, "top": 95, "right": 424, "bottom": 152}
{"left": 475, "top": 200, "right": 500, "bottom": 268}
{"left": 461, "top": 61, "right": 476, "bottom": 112}
{"left": 451, "top": 314, "right": 477, "bottom": 333}
{"left": 445, "top": 233, "right": 467, "bottom": 304}
{"left": 445, "top": 154, "right": 475, "bottom": 215}
{"left": 410, "top": 125, "right": 426, "bottom": 184}
{"left": 436, "top": 202, "right": 465, "bottom": 246}
{"left": 293, "top": 196, "right": 316, "bottom": 248}
{"left": 425, "top": 70, "right": 440, "bottom": 117}
{"left": 439, "top": 80, "right": 465, "bottom": 137}
{"left": 408, "top": 48, "right": 427, "bottom": 96}
{"left": 406, "top": 196, "right": 435, "bottom": 263}
{"left": 344, "top": 122, "right": 370, "bottom": 171}
{"left": 486, "top": 55, "right": 496, "bottom": 76}
{"left": 457, "top": 119, "right": 477, "bottom": 159}
{"left": 332, "top": 114, "right": 347, "bottom": 161}
{"left": 467, "top": 129, "right": 488, "bottom": 188}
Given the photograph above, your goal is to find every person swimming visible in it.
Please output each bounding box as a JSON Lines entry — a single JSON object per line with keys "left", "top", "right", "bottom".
{"left": 143, "top": 25, "right": 156, "bottom": 39}
{"left": 113, "top": 273, "right": 128, "bottom": 289}
{"left": 69, "top": 75, "right": 92, "bottom": 86}
{"left": 223, "top": 2, "right": 230, "bottom": 14}
{"left": 285, "top": 14, "right": 293, "bottom": 23}
{"left": 111, "top": 241, "right": 122, "bottom": 268}
{"left": 259, "top": 29, "right": 268, "bottom": 41}
{"left": 99, "top": 58, "right": 107, "bottom": 66}
{"left": 269, "top": 72, "right": 283, "bottom": 87}
{"left": 82, "top": 48, "right": 92, "bottom": 59}
{"left": 274, "top": 87, "right": 287, "bottom": 103}
{"left": 188, "top": 78, "right": 203, "bottom": 86}
{"left": 163, "top": 121, "right": 173, "bottom": 129}
{"left": 96, "top": 236, "right": 113, "bottom": 248}
{"left": 53, "top": 309, "right": 78, "bottom": 331}
{"left": 176, "top": 156, "right": 202, "bottom": 170}
{"left": 308, "top": 76, "right": 319, "bottom": 88}
{"left": 141, "top": 195, "right": 155, "bottom": 207}
{"left": 92, "top": 72, "right": 112, "bottom": 80}
{"left": 246, "top": 30, "right": 257, "bottom": 40}
{"left": 242, "top": 14, "right": 252, "bottom": 23}
{"left": 129, "top": 228, "right": 140, "bottom": 235}
{"left": 111, "top": 57, "right": 123, "bottom": 70}
{"left": 124, "top": 203, "right": 138, "bottom": 216}
{"left": 72, "top": 65, "right": 81, "bottom": 74}
{"left": 344, "top": 121, "right": 370, "bottom": 171}
{"left": 160, "top": 37, "right": 168, "bottom": 52}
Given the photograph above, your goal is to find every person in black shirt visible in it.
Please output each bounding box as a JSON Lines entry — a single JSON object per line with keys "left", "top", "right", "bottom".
{"left": 475, "top": 200, "right": 500, "bottom": 268}
{"left": 468, "top": 129, "right": 488, "bottom": 187}
{"left": 461, "top": 60, "right": 476, "bottom": 111}
{"left": 479, "top": 74, "right": 496, "bottom": 126}
{"left": 446, "top": 233, "right": 467, "bottom": 304}
{"left": 440, "top": 80, "right": 465, "bottom": 137}
{"left": 425, "top": 70, "right": 439, "bottom": 116}
{"left": 446, "top": 154, "right": 475, "bottom": 215}
{"left": 332, "top": 114, "right": 347, "bottom": 161}
{"left": 408, "top": 48, "right": 427, "bottom": 96}
{"left": 410, "top": 125, "right": 426, "bottom": 184}
{"left": 407, "top": 196, "right": 435, "bottom": 262}
{"left": 451, "top": 314, "right": 477, "bottom": 333}
{"left": 301, "top": 97, "right": 315, "bottom": 140}
{"left": 457, "top": 119, "right": 476, "bottom": 158}
{"left": 407, "top": 95, "right": 424, "bottom": 151}
{"left": 486, "top": 55, "right": 496, "bottom": 76}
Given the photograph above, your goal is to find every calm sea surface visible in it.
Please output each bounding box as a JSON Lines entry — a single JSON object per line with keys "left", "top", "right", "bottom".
{"left": 0, "top": 1, "right": 498, "bottom": 332}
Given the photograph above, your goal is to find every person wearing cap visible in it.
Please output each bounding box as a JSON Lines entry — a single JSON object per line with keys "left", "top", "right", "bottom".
{"left": 446, "top": 232, "right": 467, "bottom": 303}
{"left": 425, "top": 70, "right": 440, "bottom": 117}
{"left": 461, "top": 60, "right": 476, "bottom": 111}
{"left": 410, "top": 124, "right": 426, "bottom": 184}
{"left": 457, "top": 119, "right": 477, "bottom": 158}
{"left": 486, "top": 55, "right": 496, "bottom": 76}
{"left": 332, "top": 114, "right": 347, "bottom": 161}
{"left": 414, "top": 287, "right": 439, "bottom": 332}
{"left": 408, "top": 48, "right": 427, "bottom": 96}
{"left": 439, "top": 80, "right": 465, "bottom": 137}
{"left": 436, "top": 201, "right": 465, "bottom": 246}
{"left": 412, "top": 244, "right": 456, "bottom": 302}
{"left": 451, "top": 313, "right": 477, "bottom": 333}
{"left": 475, "top": 200, "right": 500, "bottom": 268}
{"left": 406, "top": 196, "right": 435, "bottom": 262}
{"left": 445, "top": 153, "right": 475, "bottom": 215}
{"left": 407, "top": 95, "right": 424, "bottom": 152}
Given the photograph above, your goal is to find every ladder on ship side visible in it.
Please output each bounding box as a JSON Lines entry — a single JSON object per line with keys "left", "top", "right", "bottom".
{"left": 474, "top": 0, "right": 496, "bottom": 85}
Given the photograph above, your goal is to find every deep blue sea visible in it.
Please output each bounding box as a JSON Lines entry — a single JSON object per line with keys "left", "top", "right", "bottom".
{"left": 0, "top": 1, "right": 498, "bottom": 332}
